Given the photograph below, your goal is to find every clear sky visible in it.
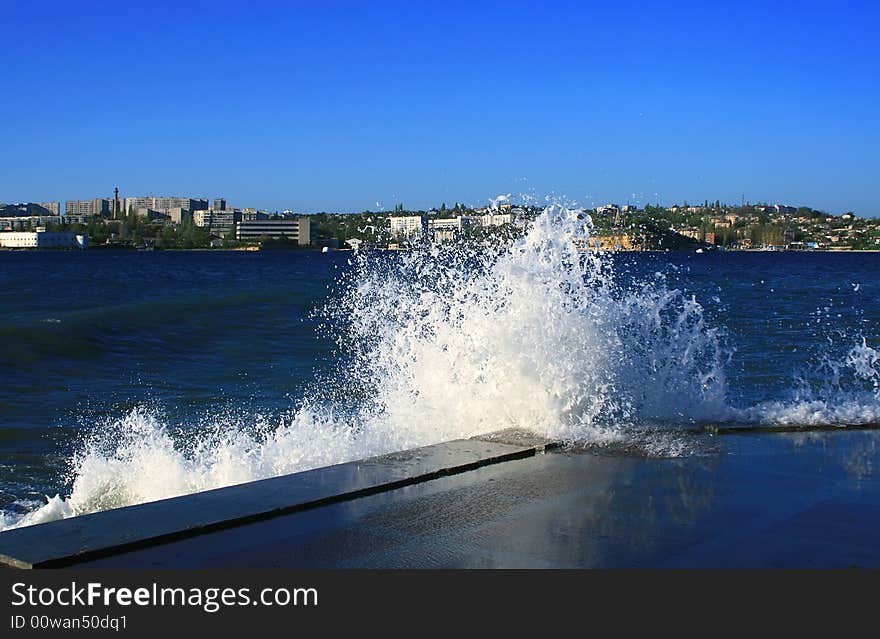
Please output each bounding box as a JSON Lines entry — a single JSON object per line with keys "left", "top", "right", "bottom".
{"left": 1, "top": 1, "right": 878, "bottom": 215}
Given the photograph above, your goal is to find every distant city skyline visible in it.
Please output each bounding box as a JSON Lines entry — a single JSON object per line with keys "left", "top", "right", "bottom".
{"left": 2, "top": 2, "right": 878, "bottom": 216}
{"left": 0, "top": 191, "right": 869, "bottom": 216}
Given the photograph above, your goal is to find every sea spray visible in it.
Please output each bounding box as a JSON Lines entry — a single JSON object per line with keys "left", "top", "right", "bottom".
{"left": 738, "top": 338, "right": 880, "bottom": 425}
{"left": 324, "top": 203, "right": 730, "bottom": 441}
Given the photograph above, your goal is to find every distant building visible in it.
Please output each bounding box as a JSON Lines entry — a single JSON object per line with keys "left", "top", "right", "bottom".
{"left": 210, "top": 209, "right": 240, "bottom": 234}
{"left": 124, "top": 197, "right": 208, "bottom": 214}
{"left": 236, "top": 218, "right": 312, "bottom": 245}
{"left": 479, "top": 213, "right": 513, "bottom": 227}
{"left": 153, "top": 197, "right": 208, "bottom": 212}
{"left": 193, "top": 210, "right": 211, "bottom": 227}
{"left": 123, "top": 197, "right": 152, "bottom": 212}
{"left": 0, "top": 215, "right": 63, "bottom": 231}
{"left": 194, "top": 208, "right": 241, "bottom": 232}
{"left": 429, "top": 217, "right": 471, "bottom": 230}
{"left": 61, "top": 213, "right": 89, "bottom": 225}
{"left": 429, "top": 217, "right": 473, "bottom": 242}
{"left": 167, "top": 207, "right": 193, "bottom": 225}
{"left": 390, "top": 215, "right": 428, "bottom": 239}
{"left": 65, "top": 198, "right": 109, "bottom": 218}
{"left": 0, "top": 229, "right": 87, "bottom": 249}
{"left": 213, "top": 198, "right": 227, "bottom": 211}
{"left": 240, "top": 208, "right": 269, "bottom": 222}
{"left": 133, "top": 208, "right": 170, "bottom": 221}
{"left": 596, "top": 204, "right": 619, "bottom": 215}
{"left": 40, "top": 202, "right": 61, "bottom": 216}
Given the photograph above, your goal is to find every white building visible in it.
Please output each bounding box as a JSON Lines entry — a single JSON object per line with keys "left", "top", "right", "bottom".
{"left": 478, "top": 213, "right": 513, "bottom": 227}
{"left": 195, "top": 208, "right": 253, "bottom": 231}
{"left": 193, "top": 210, "right": 211, "bottom": 227}
{"left": 429, "top": 216, "right": 475, "bottom": 242}
{"left": 390, "top": 215, "right": 428, "bottom": 239}
{"left": 0, "top": 229, "right": 88, "bottom": 249}
{"left": 429, "top": 216, "right": 474, "bottom": 231}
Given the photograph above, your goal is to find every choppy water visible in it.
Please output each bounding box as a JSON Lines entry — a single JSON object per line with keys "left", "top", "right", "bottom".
{"left": 1, "top": 206, "right": 878, "bottom": 529}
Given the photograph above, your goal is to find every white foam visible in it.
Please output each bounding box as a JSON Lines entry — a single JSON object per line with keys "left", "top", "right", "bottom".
{"left": 736, "top": 338, "right": 880, "bottom": 425}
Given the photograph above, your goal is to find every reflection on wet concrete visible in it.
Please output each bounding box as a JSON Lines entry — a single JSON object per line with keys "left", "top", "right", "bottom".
{"left": 76, "top": 429, "right": 880, "bottom": 568}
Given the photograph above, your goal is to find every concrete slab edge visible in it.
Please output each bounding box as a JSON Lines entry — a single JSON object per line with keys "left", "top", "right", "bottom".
{"left": 0, "top": 432, "right": 557, "bottom": 569}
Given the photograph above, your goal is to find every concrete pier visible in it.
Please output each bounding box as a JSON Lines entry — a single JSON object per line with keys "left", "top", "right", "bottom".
{"left": 0, "top": 430, "right": 555, "bottom": 568}
{"left": 2, "top": 427, "right": 880, "bottom": 568}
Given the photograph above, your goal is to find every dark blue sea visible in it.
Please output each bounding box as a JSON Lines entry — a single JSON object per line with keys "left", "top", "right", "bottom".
{"left": 1, "top": 248, "right": 878, "bottom": 527}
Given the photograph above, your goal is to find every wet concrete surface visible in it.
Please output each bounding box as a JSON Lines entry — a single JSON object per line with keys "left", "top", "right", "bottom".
{"left": 0, "top": 433, "right": 552, "bottom": 568}
{"left": 68, "top": 428, "right": 880, "bottom": 568}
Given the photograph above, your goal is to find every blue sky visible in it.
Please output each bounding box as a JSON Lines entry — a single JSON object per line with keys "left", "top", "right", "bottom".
{"left": 1, "top": 1, "right": 878, "bottom": 214}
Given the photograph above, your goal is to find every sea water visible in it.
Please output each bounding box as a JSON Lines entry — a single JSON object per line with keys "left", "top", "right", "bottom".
{"left": 1, "top": 205, "right": 878, "bottom": 529}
